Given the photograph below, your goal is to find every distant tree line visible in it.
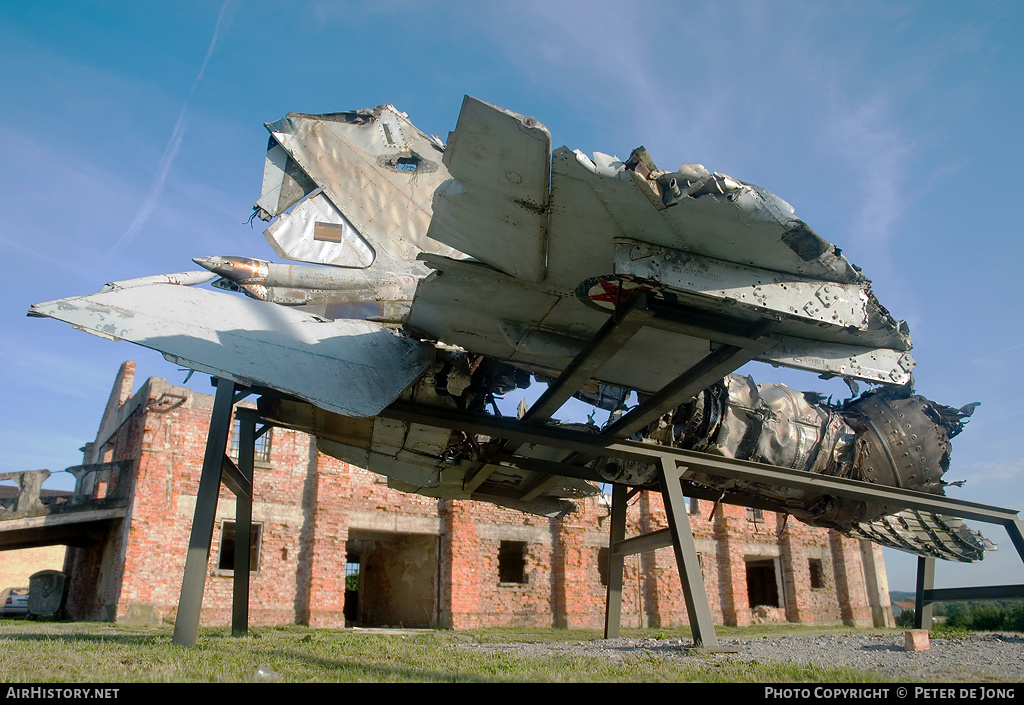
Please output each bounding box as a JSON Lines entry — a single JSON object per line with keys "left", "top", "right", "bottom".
{"left": 896, "top": 601, "right": 1024, "bottom": 631}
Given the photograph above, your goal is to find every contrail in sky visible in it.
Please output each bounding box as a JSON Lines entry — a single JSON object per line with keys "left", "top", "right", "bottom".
{"left": 111, "top": 1, "right": 231, "bottom": 253}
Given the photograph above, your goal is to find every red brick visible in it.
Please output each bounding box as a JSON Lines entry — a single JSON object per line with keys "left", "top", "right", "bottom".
{"left": 61, "top": 363, "right": 892, "bottom": 630}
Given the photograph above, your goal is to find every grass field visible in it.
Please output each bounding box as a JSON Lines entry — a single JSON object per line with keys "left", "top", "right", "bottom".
{"left": 0, "top": 620, "right": 904, "bottom": 683}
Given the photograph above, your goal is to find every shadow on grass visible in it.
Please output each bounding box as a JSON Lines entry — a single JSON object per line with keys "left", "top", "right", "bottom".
{"left": 0, "top": 626, "right": 528, "bottom": 682}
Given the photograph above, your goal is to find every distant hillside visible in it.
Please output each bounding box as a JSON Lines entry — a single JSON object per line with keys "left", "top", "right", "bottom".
{"left": 890, "top": 590, "right": 915, "bottom": 603}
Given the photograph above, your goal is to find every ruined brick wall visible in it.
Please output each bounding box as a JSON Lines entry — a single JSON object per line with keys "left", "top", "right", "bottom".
{"left": 64, "top": 374, "right": 152, "bottom": 621}
{"left": 84, "top": 365, "right": 884, "bottom": 630}
{"left": 443, "top": 500, "right": 557, "bottom": 628}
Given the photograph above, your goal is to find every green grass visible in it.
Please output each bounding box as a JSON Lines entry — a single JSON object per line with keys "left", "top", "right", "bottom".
{"left": 0, "top": 621, "right": 909, "bottom": 683}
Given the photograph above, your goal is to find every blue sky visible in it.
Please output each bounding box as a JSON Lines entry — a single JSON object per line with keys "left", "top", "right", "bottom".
{"left": 2, "top": 1, "right": 1022, "bottom": 593}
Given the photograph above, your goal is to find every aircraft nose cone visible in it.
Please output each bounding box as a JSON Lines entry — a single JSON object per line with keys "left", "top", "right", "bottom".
{"left": 192, "top": 256, "right": 227, "bottom": 273}
{"left": 192, "top": 256, "right": 268, "bottom": 282}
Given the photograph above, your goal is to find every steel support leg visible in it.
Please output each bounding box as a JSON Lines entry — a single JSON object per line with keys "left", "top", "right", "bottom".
{"left": 603, "top": 483, "right": 627, "bottom": 639}
{"left": 173, "top": 379, "right": 236, "bottom": 646}
{"left": 1007, "top": 518, "right": 1024, "bottom": 564}
{"left": 231, "top": 414, "right": 256, "bottom": 637}
{"left": 914, "top": 556, "right": 935, "bottom": 630}
{"left": 657, "top": 457, "right": 720, "bottom": 649}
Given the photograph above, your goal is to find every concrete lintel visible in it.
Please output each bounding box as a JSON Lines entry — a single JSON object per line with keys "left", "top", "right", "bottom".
{"left": 347, "top": 512, "right": 442, "bottom": 537}
{"left": 0, "top": 507, "right": 127, "bottom": 532}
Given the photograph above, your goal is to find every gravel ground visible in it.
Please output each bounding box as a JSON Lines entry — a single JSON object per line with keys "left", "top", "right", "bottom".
{"left": 456, "top": 632, "right": 1024, "bottom": 682}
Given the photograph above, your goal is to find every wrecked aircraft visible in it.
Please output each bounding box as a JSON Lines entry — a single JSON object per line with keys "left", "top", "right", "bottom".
{"left": 30, "top": 96, "right": 989, "bottom": 563}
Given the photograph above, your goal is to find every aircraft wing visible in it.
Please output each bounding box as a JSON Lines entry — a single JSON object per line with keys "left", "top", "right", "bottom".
{"left": 28, "top": 280, "right": 434, "bottom": 419}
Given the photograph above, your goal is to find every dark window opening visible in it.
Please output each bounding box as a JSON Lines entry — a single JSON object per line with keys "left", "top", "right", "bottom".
{"left": 746, "top": 507, "right": 764, "bottom": 523}
{"left": 745, "top": 559, "right": 780, "bottom": 608}
{"left": 498, "top": 541, "right": 527, "bottom": 584}
{"left": 809, "top": 558, "right": 825, "bottom": 589}
{"left": 228, "top": 418, "right": 272, "bottom": 463}
{"left": 217, "top": 521, "right": 262, "bottom": 573}
{"left": 344, "top": 554, "right": 361, "bottom": 623}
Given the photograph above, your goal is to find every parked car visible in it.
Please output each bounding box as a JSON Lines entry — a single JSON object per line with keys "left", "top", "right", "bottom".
{"left": 1, "top": 587, "right": 28, "bottom": 616}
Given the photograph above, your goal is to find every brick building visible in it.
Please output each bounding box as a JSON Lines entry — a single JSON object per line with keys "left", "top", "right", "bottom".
{"left": 61, "top": 361, "right": 893, "bottom": 629}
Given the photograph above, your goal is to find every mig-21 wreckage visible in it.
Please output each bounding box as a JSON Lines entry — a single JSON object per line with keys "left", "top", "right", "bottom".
{"left": 31, "top": 97, "right": 1023, "bottom": 645}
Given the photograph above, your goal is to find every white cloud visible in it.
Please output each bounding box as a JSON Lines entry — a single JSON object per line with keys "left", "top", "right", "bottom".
{"left": 825, "top": 94, "right": 912, "bottom": 253}
{"left": 964, "top": 457, "right": 1024, "bottom": 485}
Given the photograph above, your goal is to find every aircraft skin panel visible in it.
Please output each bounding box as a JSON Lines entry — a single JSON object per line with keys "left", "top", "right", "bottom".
{"left": 28, "top": 283, "right": 434, "bottom": 419}
{"left": 428, "top": 96, "right": 551, "bottom": 282}
{"left": 262, "top": 190, "right": 376, "bottom": 268}
{"left": 410, "top": 259, "right": 721, "bottom": 393}
{"left": 265, "top": 109, "right": 460, "bottom": 263}
{"left": 544, "top": 161, "right": 623, "bottom": 288}
{"left": 549, "top": 146, "right": 864, "bottom": 285}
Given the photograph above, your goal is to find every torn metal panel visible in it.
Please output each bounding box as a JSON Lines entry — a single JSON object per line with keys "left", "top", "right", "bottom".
{"left": 613, "top": 239, "right": 871, "bottom": 331}
{"left": 263, "top": 106, "right": 462, "bottom": 264}
{"left": 428, "top": 96, "right": 551, "bottom": 282}
{"left": 550, "top": 145, "right": 864, "bottom": 286}
{"left": 849, "top": 510, "right": 996, "bottom": 563}
{"left": 29, "top": 283, "right": 434, "bottom": 418}
{"left": 756, "top": 335, "right": 916, "bottom": 385}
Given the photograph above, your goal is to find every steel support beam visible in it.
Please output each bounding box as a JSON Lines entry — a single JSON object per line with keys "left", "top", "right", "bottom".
{"left": 231, "top": 412, "right": 256, "bottom": 637}
{"left": 914, "top": 556, "right": 936, "bottom": 630}
{"left": 219, "top": 455, "right": 252, "bottom": 499}
{"left": 657, "top": 458, "right": 720, "bottom": 648}
{"left": 601, "top": 461, "right": 722, "bottom": 648}
{"left": 524, "top": 292, "right": 648, "bottom": 423}
{"left": 173, "top": 379, "right": 243, "bottom": 646}
{"left": 603, "top": 483, "right": 627, "bottom": 639}
{"left": 464, "top": 292, "right": 648, "bottom": 494}
{"left": 912, "top": 519, "right": 1024, "bottom": 613}
{"left": 922, "top": 584, "right": 1024, "bottom": 602}
{"left": 604, "top": 335, "right": 775, "bottom": 439}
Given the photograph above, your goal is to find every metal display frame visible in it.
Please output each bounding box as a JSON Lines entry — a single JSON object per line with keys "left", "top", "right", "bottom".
{"left": 169, "top": 292, "right": 1024, "bottom": 646}
{"left": 171, "top": 378, "right": 1024, "bottom": 647}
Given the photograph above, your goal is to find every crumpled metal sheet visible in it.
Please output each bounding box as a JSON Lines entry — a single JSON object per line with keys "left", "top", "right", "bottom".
{"left": 263, "top": 106, "right": 461, "bottom": 264}
{"left": 849, "top": 510, "right": 996, "bottom": 563}
{"left": 625, "top": 373, "right": 989, "bottom": 559}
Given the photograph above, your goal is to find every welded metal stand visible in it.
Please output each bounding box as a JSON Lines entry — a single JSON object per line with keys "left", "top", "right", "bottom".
{"left": 603, "top": 458, "right": 720, "bottom": 649}
{"left": 914, "top": 518, "right": 1024, "bottom": 629}
{"left": 172, "top": 378, "right": 252, "bottom": 646}
{"left": 230, "top": 409, "right": 256, "bottom": 637}
{"left": 226, "top": 408, "right": 272, "bottom": 636}
{"left": 166, "top": 375, "right": 1024, "bottom": 644}
{"left": 603, "top": 484, "right": 628, "bottom": 639}
{"left": 382, "top": 398, "right": 1024, "bottom": 646}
